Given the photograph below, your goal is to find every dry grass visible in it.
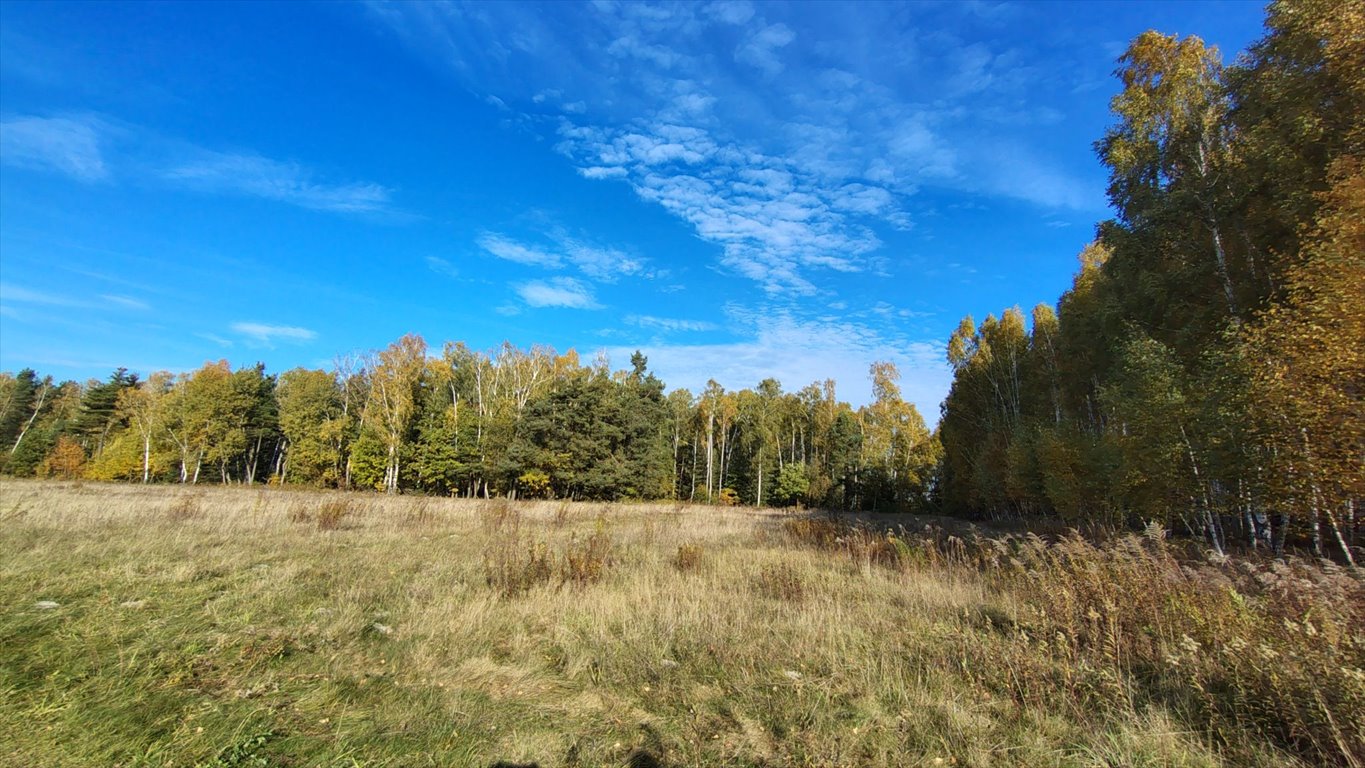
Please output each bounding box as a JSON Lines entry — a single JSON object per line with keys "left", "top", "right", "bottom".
{"left": 0, "top": 479, "right": 1359, "bottom": 767}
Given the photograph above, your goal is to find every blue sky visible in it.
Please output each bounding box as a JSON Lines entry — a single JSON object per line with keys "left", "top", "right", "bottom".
{"left": 0, "top": 0, "right": 1267, "bottom": 418}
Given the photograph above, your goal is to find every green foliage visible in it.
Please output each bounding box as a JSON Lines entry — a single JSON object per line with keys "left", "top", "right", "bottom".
{"left": 771, "top": 463, "right": 810, "bottom": 507}
{"left": 516, "top": 469, "right": 552, "bottom": 499}
{"left": 194, "top": 732, "right": 275, "bottom": 768}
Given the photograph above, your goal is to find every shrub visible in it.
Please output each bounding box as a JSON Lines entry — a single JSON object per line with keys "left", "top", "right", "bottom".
{"left": 485, "top": 538, "right": 554, "bottom": 596}
{"left": 770, "top": 463, "right": 810, "bottom": 507}
{"left": 484, "top": 526, "right": 616, "bottom": 597}
{"left": 316, "top": 499, "right": 351, "bottom": 531}
{"left": 517, "top": 470, "right": 553, "bottom": 499}
{"left": 781, "top": 517, "right": 842, "bottom": 549}
{"left": 562, "top": 529, "right": 614, "bottom": 586}
{"left": 39, "top": 436, "right": 87, "bottom": 480}
{"left": 673, "top": 542, "right": 704, "bottom": 572}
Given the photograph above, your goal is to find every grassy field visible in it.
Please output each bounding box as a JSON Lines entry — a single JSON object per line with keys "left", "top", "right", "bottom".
{"left": 1, "top": 480, "right": 1360, "bottom": 767}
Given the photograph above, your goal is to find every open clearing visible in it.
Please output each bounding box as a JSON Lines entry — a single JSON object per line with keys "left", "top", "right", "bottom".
{"left": 1, "top": 480, "right": 1360, "bottom": 767}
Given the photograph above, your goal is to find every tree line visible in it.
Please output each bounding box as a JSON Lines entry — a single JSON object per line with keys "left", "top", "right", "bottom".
{"left": 938, "top": 0, "right": 1361, "bottom": 562}
{"left": 0, "top": 343, "right": 938, "bottom": 513}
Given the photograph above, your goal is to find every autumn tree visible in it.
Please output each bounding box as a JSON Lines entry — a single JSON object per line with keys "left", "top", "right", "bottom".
{"left": 360, "top": 334, "right": 427, "bottom": 493}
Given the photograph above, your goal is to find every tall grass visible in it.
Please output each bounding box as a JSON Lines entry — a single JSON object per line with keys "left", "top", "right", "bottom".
{"left": 782, "top": 518, "right": 1365, "bottom": 767}
{"left": 1, "top": 479, "right": 1358, "bottom": 767}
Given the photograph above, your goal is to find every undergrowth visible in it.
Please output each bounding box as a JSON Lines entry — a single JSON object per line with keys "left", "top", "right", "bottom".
{"left": 782, "top": 516, "right": 1365, "bottom": 767}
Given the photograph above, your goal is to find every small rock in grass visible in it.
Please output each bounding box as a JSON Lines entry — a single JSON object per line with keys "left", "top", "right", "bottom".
{"left": 34, "top": 600, "right": 59, "bottom": 610}
{"left": 120, "top": 599, "right": 146, "bottom": 609}
{"left": 660, "top": 659, "right": 679, "bottom": 670}
{"left": 783, "top": 669, "right": 802, "bottom": 681}
{"left": 371, "top": 622, "right": 394, "bottom": 636}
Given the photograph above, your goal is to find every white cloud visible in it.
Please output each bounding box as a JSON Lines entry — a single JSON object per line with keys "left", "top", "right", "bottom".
{"left": 562, "top": 239, "right": 645, "bottom": 282}
{"left": 626, "top": 314, "right": 718, "bottom": 332}
{"left": 735, "top": 22, "right": 795, "bottom": 75}
{"left": 371, "top": 1, "right": 1109, "bottom": 295}
{"left": 515, "top": 277, "right": 600, "bottom": 309}
{"left": 704, "top": 0, "right": 755, "bottom": 26}
{"left": 475, "top": 230, "right": 649, "bottom": 283}
{"left": 425, "top": 256, "right": 460, "bottom": 278}
{"left": 0, "top": 284, "right": 93, "bottom": 308}
{"left": 0, "top": 115, "right": 107, "bottom": 182}
{"left": 558, "top": 120, "right": 882, "bottom": 294}
{"left": 578, "top": 166, "right": 628, "bottom": 179}
{"left": 230, "top": 322, "right": 318, "bottom": 345}
{"left": 0, "top": 284, "right": 149, "bottom": 312}
{"left": 100, "top": 294, "right": 149, "bottom": 310}
{"left": 477, "top": 232, "right": 562, "bottom": 267}
{"left": 164, "top": 151, "right": 394, "bottom": 213}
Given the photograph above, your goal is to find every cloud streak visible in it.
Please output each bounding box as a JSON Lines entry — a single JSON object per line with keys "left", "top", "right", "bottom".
{"left": 0, "top": 115, "right": 108, "bottom": 182}
{"left": 626, "top": 314, "right": 718, "bottom": 333}
{"left": 514, "top": 277, "right": 600, "bottom": 309}
{"left": 477, "top": 232, "right": 562, "bottom": 268}
{"left": 230, "top": 322, "right": 318, "bottom": 345}
{"left": 0, "top": 113, "right": 397, "bottom": 214}
{"left": 165, "top": 150, "right": 394, "bottom": 214}
{"left": 478, "top": 231, "right": 649, "bottom": 283}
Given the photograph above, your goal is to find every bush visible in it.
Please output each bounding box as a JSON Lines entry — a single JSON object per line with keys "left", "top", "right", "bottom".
{"left": 673, "top": 542, "right": 704, "bottom": 572}
{"left": 39, "top": 436, "right": 87, "bottom": 480}
{"left": 484, "top": 538, "right": 554, "bottom": 596}
{"left": 484, "top": 526, "right": 616, "bottom": 597}
{"left": 316, "top": 499, "right": 351, "bottom": 531}
{"left": 562, "top": 529, "right": 613, "bottom": 585}
{"left": 770, "top": 464, "right": 810, "bottom": 507}
{"left": 517, "top": 470, "right": 553, "bottom": 499}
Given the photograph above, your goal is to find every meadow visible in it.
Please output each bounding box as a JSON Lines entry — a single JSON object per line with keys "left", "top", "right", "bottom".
{"left": 1, "top": 480, "right": 1360, "bottom": 767}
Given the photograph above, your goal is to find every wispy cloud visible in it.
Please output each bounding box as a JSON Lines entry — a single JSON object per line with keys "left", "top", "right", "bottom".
{"left": 557, "top": 120, "right": 879, "bottom": 294}
{"left": 100, "top": 294, "right": 150, "bottom": 310}
{"left": 1, "top": 283, "right": 149, "bottom": 312}
{"left": 0, "top": 113, "right": 399, "bottom": 215}
{"left": 477, "top": 232, "right": 562, "bottom": 267}
{"left": 477, "top": 231, "right": 649, "bottom": 283}
{"left": 229, "top": 322, "right": 318, "bottom": 345}
{"left": 425, "top": 256, "right": 460, "bottom": 278}
{"left": 0, "top": 284, "right": 92, "bottom": 308}
{"left": 164, "top": 150, "right": 394, "bottom": 214}
{"left": 372, "top": 1, "right": 1107, "bottom": 294}
{"left": 626, "top": 314, "right": 717, "bottom": 333}
{"left": 514, "top": 277, "right": 600, "bottom": 309}
{"left": 735, "top": 22, "right": 795, "bottom": 76}
{"left": 0, "top": 115, "right": 107, "bottom": 182}
{"left": 560, "top": 238, "right": 645, "bottom": 282}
